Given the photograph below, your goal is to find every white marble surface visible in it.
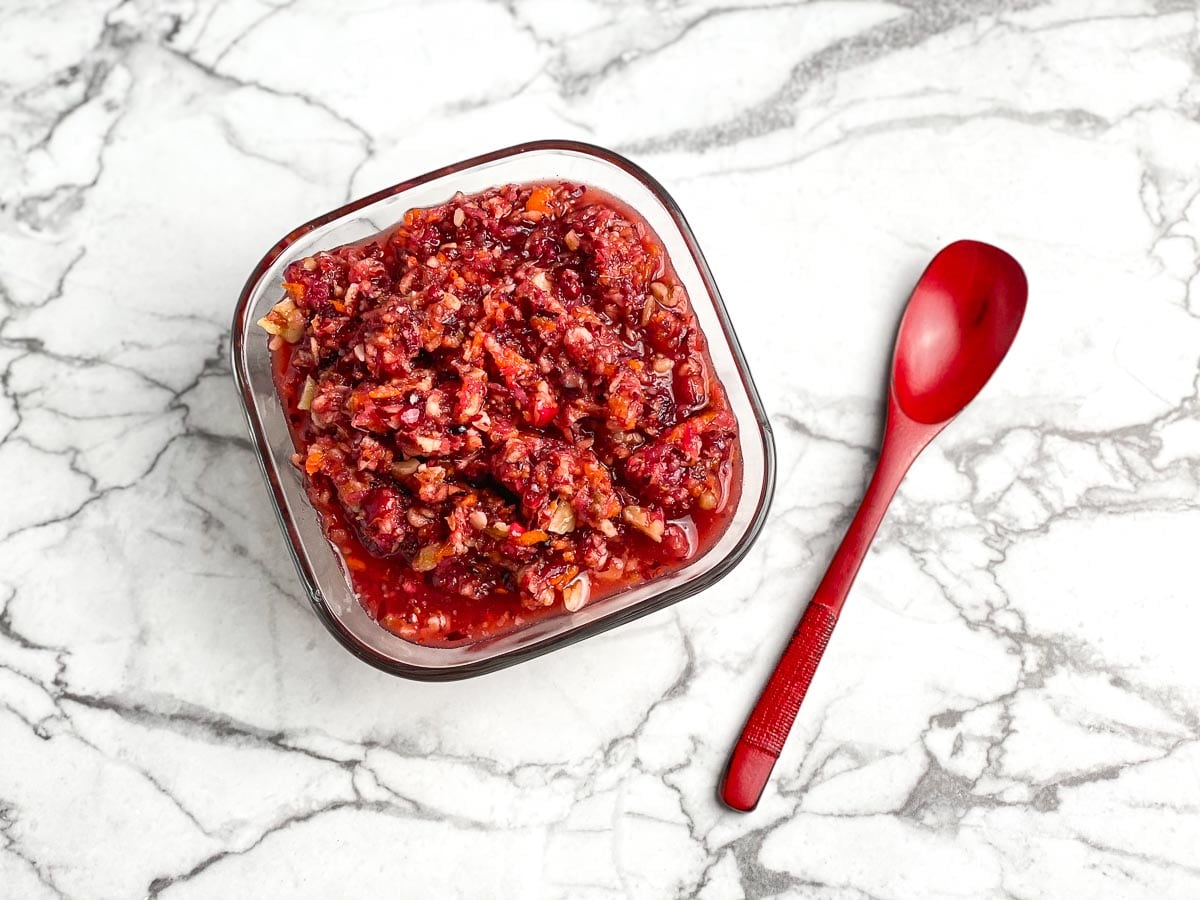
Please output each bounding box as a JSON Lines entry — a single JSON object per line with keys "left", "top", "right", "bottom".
{"left": 3, "top": 0, "right": 1200, "bottom": 896}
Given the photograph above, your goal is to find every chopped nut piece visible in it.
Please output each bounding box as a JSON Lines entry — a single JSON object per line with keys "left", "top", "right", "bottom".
{"left": 412, "top": 544, "right": 443, "bottom": 572}
{"left": 563, "top": 229, "right": 580, "bottom": 251}
{"left": 257, "top": 298, "right": 305, "bottom": 343}
{"left": 565, "top": 326, "right": 592, "bottom": 346}
{"left": 407, "top": 507, "right": 435, "bottom": 527}
{"left": 453, "top": 208, "right": 465, "bottom": 227}
{"left": 562, "top": 573, "right": 590, "bottom": 612}
{"left": 391, "top": 458, "right": 420, "bottom": 477}
{"left": 653, "top": 357, "right": 674, "bottom": 373}
{"left": 468, "top": 510, "right": 488, "bottom": 530}
{"left": 414, "top": 434, "right": 442, "bottom": 453}
{"left": 382, "top": 613, "right": 418, "bottom": 639}
{"left": 649, "top": 281, "right": 669, "bottom": 302}
{"left": 698, "top": 490, "right": 718, "bottom": 510}
{"left": 622, "top": 505, "right": 665, "bottom": 542}
{"left": 641, "top": 296, "right": 656, "bottom": 326}
{"left": 297, "top": 376, "right": 317, "bottom": 411}
{"left": 546, "top": 499, "right": 577, "bottom": 534}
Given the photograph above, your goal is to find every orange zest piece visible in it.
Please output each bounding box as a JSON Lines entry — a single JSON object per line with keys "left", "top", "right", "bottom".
{"left": 515, "top": 529, "right": 550, "bottom": 546}
{"left": 525, "top": 186, "right": 554, "bottom": 215}
{"left": 368, "top": 384, "right": 405, "bottom": 400}
{"left": 283, "top": 281, "right": 306, "bottom": 299}
{"left": 305, "top": 450, "right": 324, "bottom": 474}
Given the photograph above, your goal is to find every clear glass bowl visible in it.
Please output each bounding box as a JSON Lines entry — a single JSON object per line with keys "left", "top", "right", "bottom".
{"left": 231, "top": 140, "right": 776, "bottom": 679}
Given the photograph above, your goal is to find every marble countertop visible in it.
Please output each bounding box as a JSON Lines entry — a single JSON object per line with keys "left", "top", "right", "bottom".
{"left": 4, "top": 0, "right": 1200, "bottom": 897}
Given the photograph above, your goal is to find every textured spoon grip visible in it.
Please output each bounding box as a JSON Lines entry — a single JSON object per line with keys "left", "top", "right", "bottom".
{"left": 721, "top": 602, "right": 838, "bottom": 811}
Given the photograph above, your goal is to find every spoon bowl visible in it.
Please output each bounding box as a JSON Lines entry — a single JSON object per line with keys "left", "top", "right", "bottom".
{"left": 893, "top": 240, "right": 1027, "bottom": 424}
{"left": 721, "top": 239, "right": 1027, "bottom": 812}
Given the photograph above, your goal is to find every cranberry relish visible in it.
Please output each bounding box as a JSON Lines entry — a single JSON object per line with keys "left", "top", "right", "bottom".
{"left": 261, "top": 182, "right": 741, "bottom": 645}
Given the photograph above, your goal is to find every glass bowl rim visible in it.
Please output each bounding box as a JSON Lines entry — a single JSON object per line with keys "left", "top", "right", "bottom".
{"left": 231, "top": 138, "right": 777, "bottom": 680}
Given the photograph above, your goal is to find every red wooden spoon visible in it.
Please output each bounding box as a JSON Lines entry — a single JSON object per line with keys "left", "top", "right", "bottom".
{"left": 721, "top": 240, "right": 1028, "bottom": 812}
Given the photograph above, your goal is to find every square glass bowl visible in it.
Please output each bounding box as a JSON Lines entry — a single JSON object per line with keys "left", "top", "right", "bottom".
{"left": 232, "top": 140, "right": 776, "bottom": 679}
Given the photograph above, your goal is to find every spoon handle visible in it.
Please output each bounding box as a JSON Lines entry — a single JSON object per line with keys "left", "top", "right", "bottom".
{"left": 721, "top": 600, "right": 839, "bottom": 811}
{"left": 721, "top": 401, "right": 933, "bottom": 812}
